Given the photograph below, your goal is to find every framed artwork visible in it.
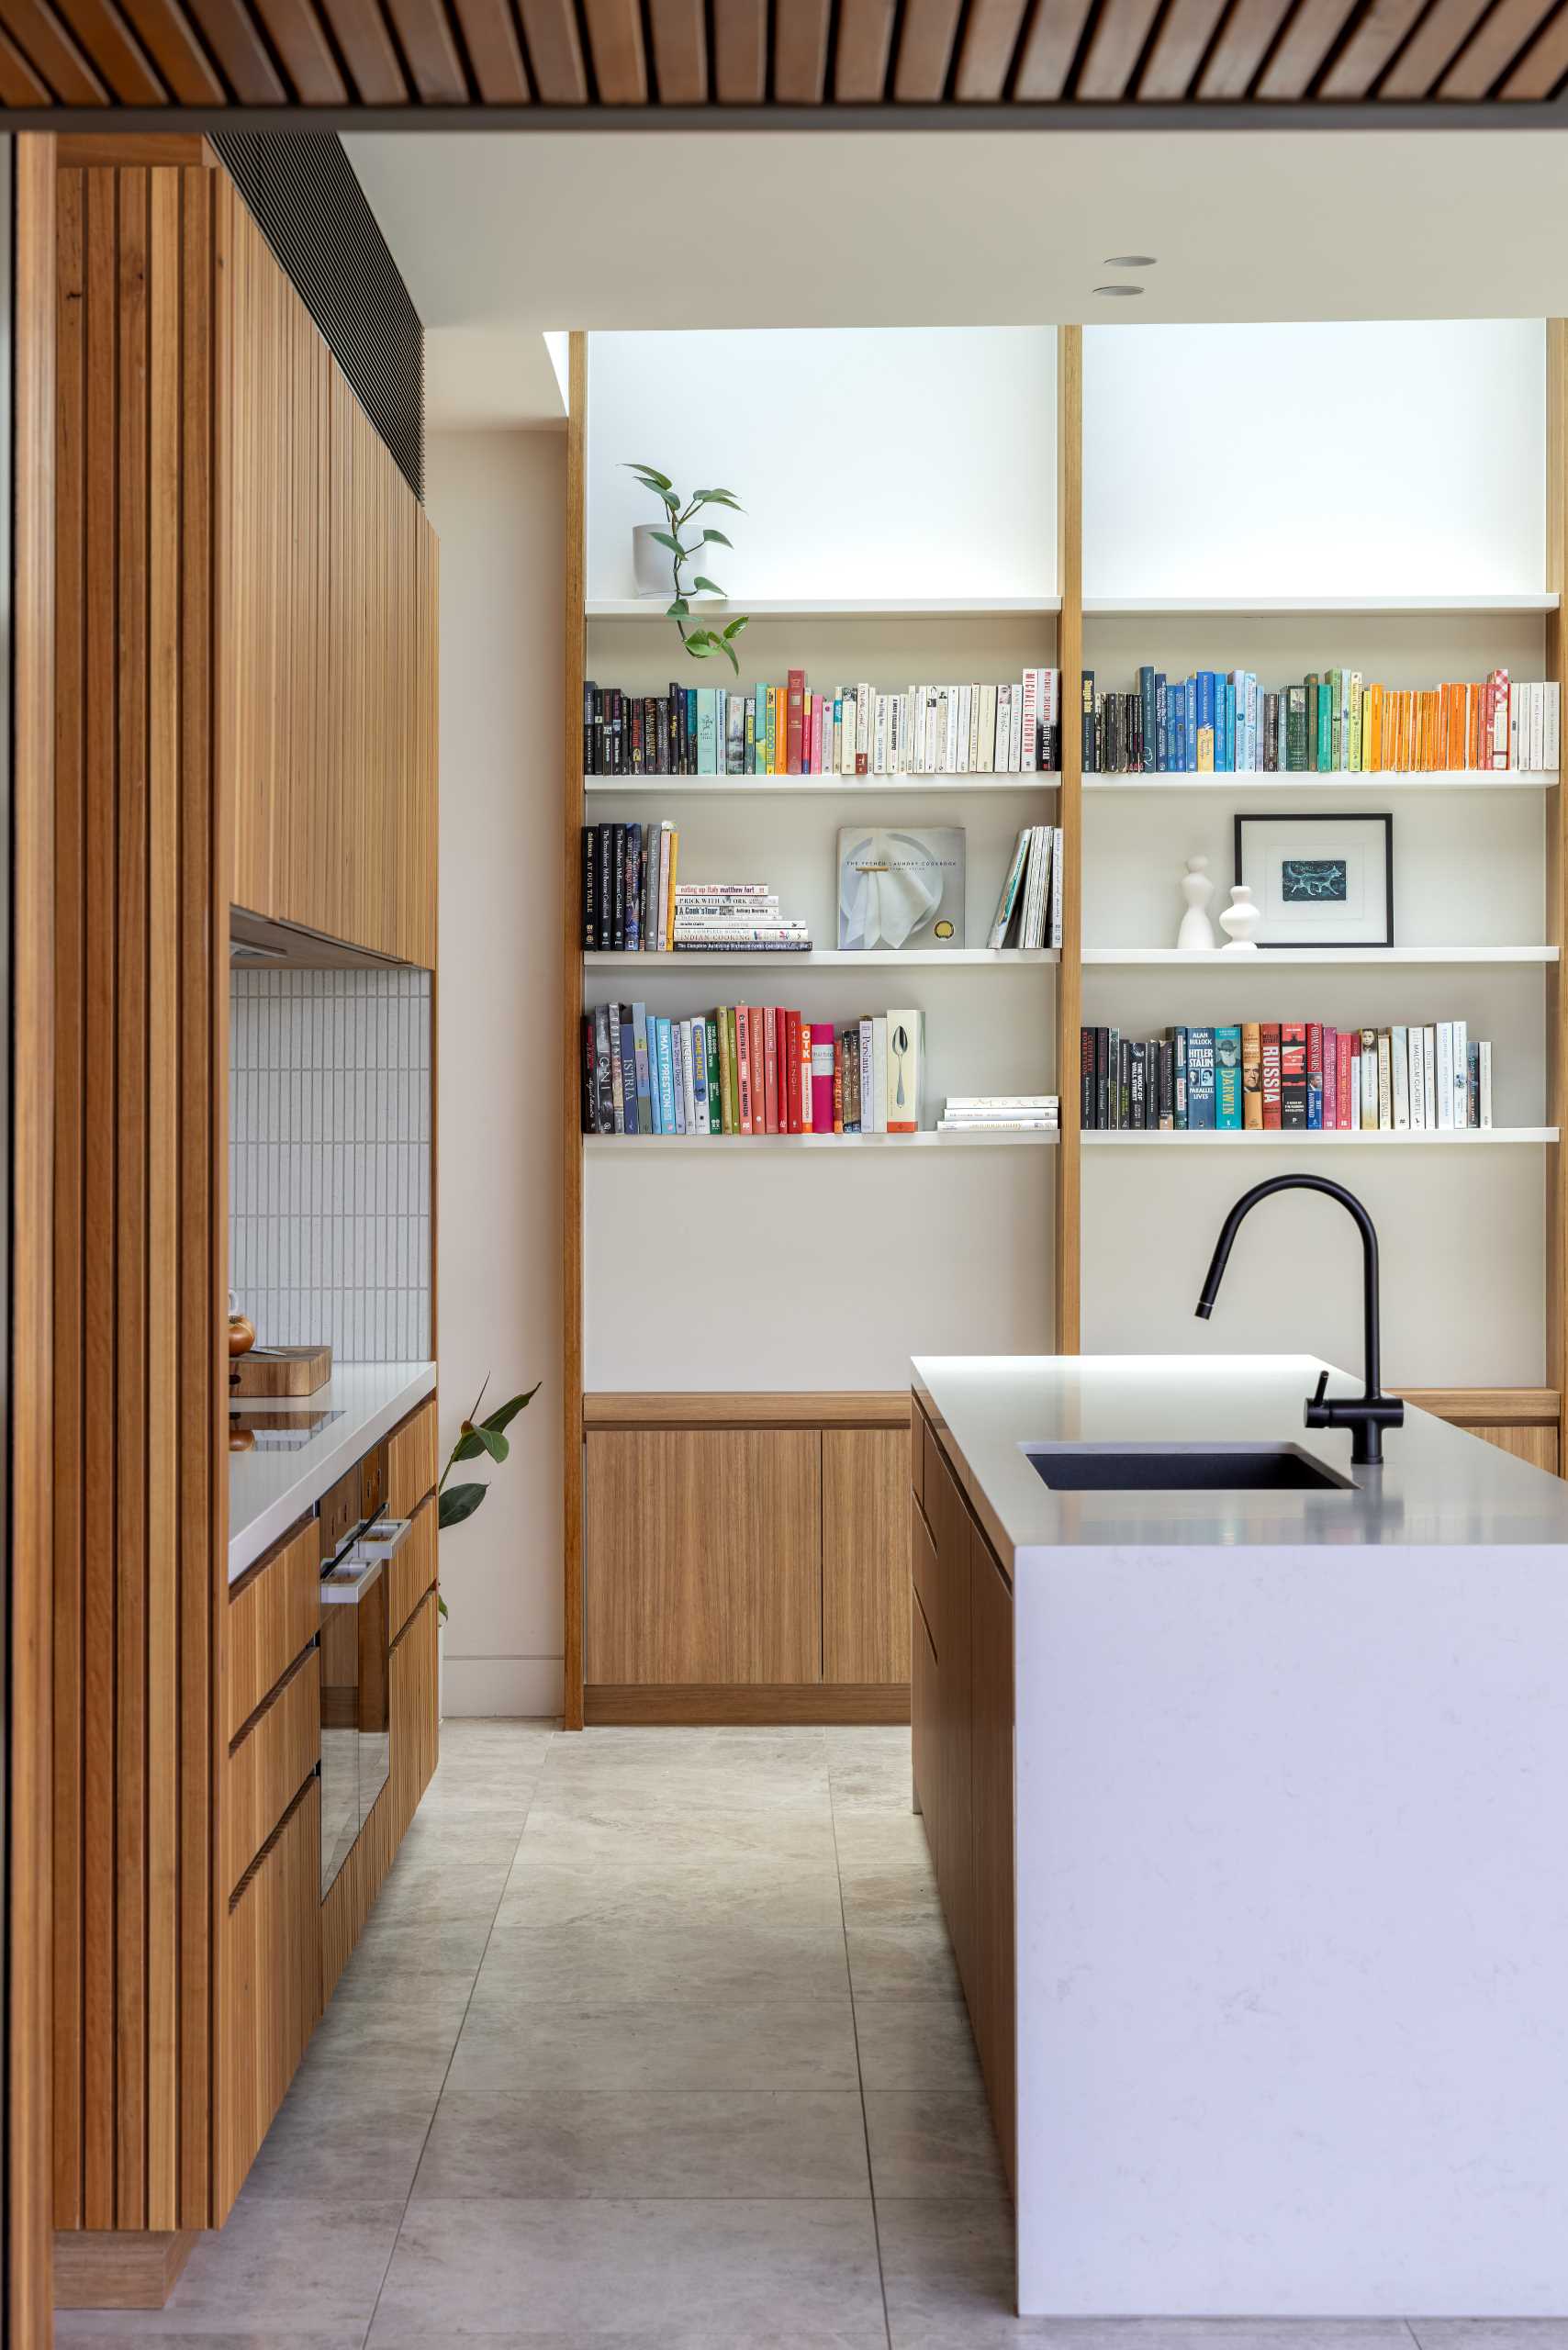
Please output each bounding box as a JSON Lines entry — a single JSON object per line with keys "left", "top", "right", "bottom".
{"left": 1234, "top": 812, "right": 1394, "bottom": 949}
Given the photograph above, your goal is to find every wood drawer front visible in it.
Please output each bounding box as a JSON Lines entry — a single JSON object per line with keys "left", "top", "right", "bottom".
{"left": 388, "top": 1494, "right": 437, "bottom": 1643}
{"left": 218, "top": 1779, "right": 321, "bottom": 2221}
{"left": 390, "top": 1587, "right": 440, "bottom": 1846}
{"left": 911, "top": 1492, "right": 940, "bottom": 1661}
{"left": 823, "top": 1427, "right": 909, "bottom": 1684}
{"left": 910, "top": 1396, "right": 925, "bottom": 1512}
{"left": 224, "top": 1646, "right": 320, "bottom": 1898}
{"left": 387, "top": 1396, "right": 439, "bottom": 1518}
{"left": 227, "top": 1517, "right": 320, "bottom": 1740}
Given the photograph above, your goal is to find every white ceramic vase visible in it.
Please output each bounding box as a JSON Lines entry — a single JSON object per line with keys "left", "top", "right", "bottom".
{"left": 1176, "top": 855, "right": 1217, "bottom": 951}
{"left": 1219, "top": 883, "right": 1261, "bottom": 951}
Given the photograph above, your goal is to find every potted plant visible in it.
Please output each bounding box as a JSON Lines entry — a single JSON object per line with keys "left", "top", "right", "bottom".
{"left": 436, "top": 1373, "right": 540, "bottom": 1721}
{"left": 626, "top": 463, "right": 750, "bottom": 672}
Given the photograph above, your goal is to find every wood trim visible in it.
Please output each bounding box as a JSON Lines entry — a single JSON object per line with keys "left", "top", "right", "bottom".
{"left": 585, "top": 1683, "right": 912, "bottom": 1726}
{"left": 11, "top": 129, "right": 58, "bottom": 2350}
{"left": 52, "top": 2229, "right": 197, "bottom": 2312}
{"left": 1054, "top": 323, "right": 1083, "bottom": 1354}
{"left": 584, "top": 1390, "right": 911, "bottom": 1428}
{"left": 56, "top": 135, "right": 216, "bottom": 168}
{"left": 563, "top": 329, "right": 587, "bottom": 1729}
{"left": 1398, "top": 1386, "right": 1561, "bottom": 1427}
{"left": 1546, "top": 320, "right": 1567, "bottom": 1474}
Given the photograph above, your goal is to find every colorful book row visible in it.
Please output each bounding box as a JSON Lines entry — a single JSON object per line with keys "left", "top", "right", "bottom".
{"left": 582, "top": 1004, "right": 926, "bottom": 1136}
{"left": 1081, "top": 1021, "right": 1494, "bottom": 1132}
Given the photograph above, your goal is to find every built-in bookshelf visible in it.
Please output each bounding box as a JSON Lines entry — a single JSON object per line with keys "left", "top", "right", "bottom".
{"left": 561, "top": 318, "right": 1568, "bottom": 1728}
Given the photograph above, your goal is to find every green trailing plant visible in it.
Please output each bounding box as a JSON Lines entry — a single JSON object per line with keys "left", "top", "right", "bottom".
{"left": 626, "top": 463, "right": 749, "bottom": 673}
{"left": 435, "top": 1373, "right": 540, "bottom": 1622}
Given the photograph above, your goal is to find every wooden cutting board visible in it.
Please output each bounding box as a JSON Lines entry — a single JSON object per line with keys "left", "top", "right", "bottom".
{"left": 230, "top": 1344, "right": 332, "bottom": 1398}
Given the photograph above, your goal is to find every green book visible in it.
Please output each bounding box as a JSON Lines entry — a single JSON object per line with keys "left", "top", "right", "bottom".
{"left": 1215, "top": 1026, "right": 1243, "bottom": 1129}
{"left": 705, "top": 1015, "right": 721, "bottom": 1133}
{"left": 725, "top": 1007, "right": 741, "bottom": 1132}
{"left": 1286, "top": 685, "right": 1307, "bottom": 771}
{"left": 1330, "top": 668, "right": 1344, "bottom": 770}
{"left": 1305, "top": 674, "right": 1319, "bottom": 770}
{"left": 1317, "top": 681, "right": 1332, "bottom": 771}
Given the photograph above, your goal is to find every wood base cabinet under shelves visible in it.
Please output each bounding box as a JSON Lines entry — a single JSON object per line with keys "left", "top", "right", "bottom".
{"left": 582, "top": 1400, "right": 911, "bottom": 1723}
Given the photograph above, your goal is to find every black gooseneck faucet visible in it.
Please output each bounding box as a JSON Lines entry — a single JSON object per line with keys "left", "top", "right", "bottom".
{"left": 1194, "top": 1174, "right": 1405, "bottom": 1467}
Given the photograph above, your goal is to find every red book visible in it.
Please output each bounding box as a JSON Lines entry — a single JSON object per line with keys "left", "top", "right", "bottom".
{"left": 811, "top": 1021, "right": 834, "bottom": 1134}
{"left": 799, "top": 1014, "right": 814, "bottom": 1132}
{"left": 1260, "top": 1024, "right": 1282, "bottom": 1130}
{"left": 1339, "top": 1035, "right": 1357, "bottom": 1131}
{"left": 785, "top": 1011, "right": 802, "bottom": 1132}
{"left": 750, "top": 1007, "right": 769, "bottom": 1131}
{"left": 787, "top": 669, "right": 805, "bottom": 777}
{"left": 735, "top": 1000, "right": 753, "bottom": 1135}
{"left": 774, "top": 1008, "right": 789, "bottom": 1131}
{"left": 1323, "top": 1027, "right": 1338, "bottom": 1129}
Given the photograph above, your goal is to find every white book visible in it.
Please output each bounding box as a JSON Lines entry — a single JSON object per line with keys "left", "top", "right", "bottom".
{"left": 1479, "top": 1039, "right": 1493, "bottom": 1128}
{"left": 656, "top": 824, "right": 674, "bottom": 952}
{"left": 1534, "top": 680, "right": 1546, "bottom": 772}
{"left": 939, "top": 1109, "right": 1058, "bottom": 1125}
{"left": 854, "top": 683, "right": 870, "bottom": 772}
{"left": 680, "top": 1020, "right": 700, "bottom": 1136}
{"left": 920, "top": 688, "right": 935, "bottom": 775}
{"left": 1408, "top": 1026, "right": 1426, "bottom": 1129}
{"left": 1050, "top": 825, "right": 1064, "bottom": 948}
{"left": 946, "top": 1094, "right": 1058, "bottom": 1109}
{"left": 1547, "top": 681, "right": 1561, "bottom": 773}
{"left": 993, "top": 685, "right": 1010, "bottom": 773}
{"left": 980, "top": 683, "right": 997, "bottom": 773}
{"left": 887, "top": 1010, "right": 923, "bottom": 1133}
{"left": 874, "top": 693, "right": 889, "bottom": 777}
{"left": 1510, "top": 696, "right": 1522, "bottom": 770}
{"left": 841, "top": 688, "right": 857, "bottom": 777}
{"left": 943, "top": 687, "right": 959, "bottom": 773}
{"left": 1392, "top": 1025, "right": 1410, "bottom": 1128}
{"left": 1042, "top": 667, "right": 1059, "bottom": 772}
{"left": 969, "top": 682, "right": 982, "bottom": 774}
{"left": 1424, "top": 1027, "right": 1438, "bottom": 1127}
{"left": 858, "top": 1020, "right": 874, "bottom": 1133}
{"left": 936, "top": 1118, "right": 1056, "bottom": 1133}
{"left": 1020, "top": 669, "right": 1038, "bottom": 774}
{"left": 871, "top": 1017, "right": 889, "bottom": 1135}
{"left": 957, "top": 685, "right": 970, "bottom": 775}
{"left": 988, "top": 827, "right": 1033, "bottom": 950}
{"left": 1436, "top": 1023, "right": 1455, "bottom": 1129}
{"left": 1361, "top": 1038, "right": 1377, "bottom": 1130}
{"left": 1025, "top": 826, "right": 1052, "bottom": 950}
{"left": 1451, "top": 1018, "right": 1468, "bottom": 1125}
{"left": 1007, "top": 684, "right": 1022, "bottom": 771}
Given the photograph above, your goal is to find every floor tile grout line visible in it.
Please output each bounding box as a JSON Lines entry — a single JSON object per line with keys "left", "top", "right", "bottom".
{"left": 358, "top": 1725, "right": 557, "bottom": 2347}
{"left": 830, "top": 1756, "right": 897, "bottom": 2350}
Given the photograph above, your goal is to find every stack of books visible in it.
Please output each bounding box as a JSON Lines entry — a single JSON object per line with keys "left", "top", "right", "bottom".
{"left": 936, "top": 1095, "right": 1059, "bottom": 1135}
{"left": 674, "top": 883, "right": 809, "bottom": 954}
{"left": 582, "top": 1004, "right": 926, "bottom": 1136}
{"left": 1081, "top": 1020, "right": 1495, "bottom": 1132}
{"left": 582, "top": 818, "right": 678, "bottom": 951}
{"left": 582, "top": 669, "right": 1061, "bottom": 778}
{"left": 1082, "top": 666, "right": 1559, "bottom": 775}
{"left": 988, "top": 825, "right": 1063, "bottom": 948}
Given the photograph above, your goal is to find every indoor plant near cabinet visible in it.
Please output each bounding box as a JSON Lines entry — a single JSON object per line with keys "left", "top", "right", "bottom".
{"left": 627, "top": 462, "right": 750, "bottom": 671}
{"left": 437, "top": 1375, "right": 540, "bottom": 1720}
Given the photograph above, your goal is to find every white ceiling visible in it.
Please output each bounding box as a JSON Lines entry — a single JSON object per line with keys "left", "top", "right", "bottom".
{"left": 345, "top": 129, "right": 1568, "bottom": 431}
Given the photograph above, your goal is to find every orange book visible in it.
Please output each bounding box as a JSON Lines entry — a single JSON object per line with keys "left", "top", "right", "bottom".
{"left": 1368, "top": 683, "right": 1382, "bottom": 772}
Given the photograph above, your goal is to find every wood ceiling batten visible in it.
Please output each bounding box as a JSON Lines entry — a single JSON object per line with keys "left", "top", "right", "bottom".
{"left": 184, "top": 0, "right": 288, "bottom": 95}
{"left": 1076, "top": 0, "right": 1164, "bottom": 97}
{"left": 833, "top": 0, "right": 897, "bottom": 94}
{"left": 711, "top": 0, "right": 764, "bottom": 96}
{"left": 891, "top": 0, "right": 965, "bottom": 96}
{"left": 1314, "top": 0, "right": 1430, "bottom": 95}
{"left": 0, "top": 21, "right": 56, "bottom": 91}
{"left": 579, "top": 0, "right": 648, "bottom": 96}
{"left": 1013, "top": 0, "right": 1096, "bottom": 96}
{"left": 449, "top": 0, "right": 532, "bottom": 96}
{"left": 5, "top": 0, "right": 112, "bottom": 100}
{"left": 53, "top": 0, "right": 173, "bottom": 100}
{"left": 1438, "top": 0, "right": 1559, "bottom": 95}
{"left": 1136, "top": 0, "right": 1230, "bottom": 95}
{"left": 315, "top": 0, "right": 409, "bottom": 99}
{"left": 648, "top": 0, "right": 707, "bottom": 99}
{"left": 383, "top": 0, "right": 471, "bottom": 96}
{"left": 516, "top": 0, "right": 588, "bottom": 94}
{"left": 953, "top": 0, "right": 1032, "bottom": 95}
{"left": 1499, "top": 0, "right": 1568, "bottom": 91}
{"left": 1254, "top": 0, "right": 1361, "bottom": 95}
{"left": 1375, "top": 0, "right": 1494, "bottom": 93}
{"left": 252, "top": 0, "right": 352, "bottom": 95}
{"left": 776, "top": 0, "right": 832, "bottom": 98}
{"left": 1193, "top": 0, "right": 1295, "bottom": 96}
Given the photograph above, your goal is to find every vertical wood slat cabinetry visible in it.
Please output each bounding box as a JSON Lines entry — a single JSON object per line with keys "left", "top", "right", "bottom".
{"left": 823, "top": 1428, "right": 910, "bottom": 1684}
{"left": 52, "top": 161, "right": 222, "bottom": 2240}
{"left": 222, "top": 180, "right": 435, "bottom": 967}
{"left": 911, "top": 1398, "right": 1016, "bottom": 2190}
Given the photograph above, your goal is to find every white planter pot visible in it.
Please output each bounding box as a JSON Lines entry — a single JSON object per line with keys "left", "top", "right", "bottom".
{"left": 633, "top": 523, "right": 704, "bottom": 599}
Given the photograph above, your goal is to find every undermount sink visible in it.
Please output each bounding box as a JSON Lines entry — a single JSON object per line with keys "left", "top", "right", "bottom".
{"left": 1024, "top": 1441, "right": 1354, "bottom": 1494}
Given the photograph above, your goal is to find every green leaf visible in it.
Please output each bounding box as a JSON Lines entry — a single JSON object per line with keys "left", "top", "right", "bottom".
{"left": 649, "top": 530, "right": 684, "bottom": 554}
{"left": 437, "top": 1592, "right": 449, "bottom": 1622}
{"left": 700, "top": 528, "right": 733, "bottom": 548}
{"left": 481, "top": 1383, "right": 541, "bottom": 1435}
{"left": 625, "top": 462, "right": 673, "bottom": 490}
{"left": 692, "top": 488, "right": 742, "bottom": 507}
{"left": 685, "top": 635, "right": 716, "bottom": 659}
{"left": 722, "top": 616, "right": 749, "bottom": 640}
{"left": 722, "top": 640, "right": 741, "bottom": 674}
{"left": 666, "top": 598, "right": 689, "bottom": 620}
{"left": 439, "top": 1482, "right": 488, "bottom": 1529}
{"left": 690, "top": 576, "right": 725, "bottom": 597}
{"left": 472, "top": 1425, "right": 510, "bottom": 1463}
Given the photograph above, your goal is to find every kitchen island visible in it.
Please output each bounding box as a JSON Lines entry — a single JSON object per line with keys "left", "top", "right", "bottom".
{"left": 911, "top": 1353, "right": 1568, "bottom": 2320}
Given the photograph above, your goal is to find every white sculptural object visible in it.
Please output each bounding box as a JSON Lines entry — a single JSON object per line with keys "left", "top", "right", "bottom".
{"left": 1219, "top": 882, "right": 1261, "bottom": 952}
{"left": 1176, "top": 855, "right": 1217, "bottom": 951}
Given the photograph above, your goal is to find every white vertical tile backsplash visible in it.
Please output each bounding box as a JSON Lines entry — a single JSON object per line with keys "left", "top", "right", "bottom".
{"left": 230, "top": 966, "right": 432, "bottom": 1362}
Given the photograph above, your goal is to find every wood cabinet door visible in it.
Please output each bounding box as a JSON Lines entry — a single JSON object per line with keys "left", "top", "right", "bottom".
{"left": 216, "top": 1779, "right": 321, "bottom": 2223}
{"left": 969, "top": 1529, "right": 1015, "bottom": 2189}
{"left": 585, "top": 1428, "right": 822, "bottom": 1684}
{"left": 823, "top": 1427, "right": 911, "bottom": 1684}
{"left": 936, "top": 1496, "right": 975, "bottom": 1999}
{"left": 912, "top": 1580, "right": 940, "bottom": 1871}
{"left": 389, "top": 1586, "right": 440, "bottom": 1846}
{"left": 1463, "top": 1421, "right": 1559, "bottom": 1472}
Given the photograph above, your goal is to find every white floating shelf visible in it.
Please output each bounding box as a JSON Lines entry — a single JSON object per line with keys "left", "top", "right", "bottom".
{"left": 586, "top": 772, "right": 1059, "bottom": 796}
{"left": 584, "top": 949, "right": 1059, "bottom": 968}
{"left": 1084, "top": 771, "right": 1555, "bottom": 794}
{"left": 587, "top": 596, "right": 1061, "bottom": 620}
{"left": 585, "top": 1129, "right": 1058, "bottom": 1151}
{"left": 1081, "top": 594, "right": 1559, "bottom": 617}
{"left": 1083, "top": 947, "right": 1558, "bottom": 968}
{"left": 1084, "top": 1127, "right": 1557, "bottom": 1147}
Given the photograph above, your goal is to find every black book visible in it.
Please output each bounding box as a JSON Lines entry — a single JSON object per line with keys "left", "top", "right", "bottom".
{"left": 1094, "top": 1026, "right": 1110, "bottom": 1130}
{"left": 1081, "top": 670, "right": 1096, "bottom": 773}
{"left": 1129, "top": 1041, "right": 1147, "bottom": 1129}
{"left": 583, "top": 680, "right": 596, "bottom": 778}
{"left": 593, "top": 1005, "right": 615, "bottom": 1134}
{"left": 1119, "top": 1036, "right": 1132, "bottom": 1128}
{"left": 669, "top": 683, "right": 684, "bottom": 774}
{"left": 610, "top": 822, "right": 626, "bottom": 951}
{"left": 581, "top": 827, "right": 596, "bottom": 950}
{"left": 595, "top": 825, "right": 613, "bottom": 950}
{"left": 581, "top": 1013, "right": 596, "bottom": 1132}
{"left": 1157, "top": 1038, "right": 1174, "bottom": 1128}
{"left": 1081, "top": 1027, "right": 1095, "bottom": 1128}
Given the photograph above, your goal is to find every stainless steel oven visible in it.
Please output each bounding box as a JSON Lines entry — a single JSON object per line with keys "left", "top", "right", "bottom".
{"left": 317, "top": 1449, "right": 397, "bottom": 1900}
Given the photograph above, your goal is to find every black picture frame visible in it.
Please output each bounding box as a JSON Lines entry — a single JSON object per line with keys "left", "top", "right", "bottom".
{"left": 1233, "top": 811, "right": 1394, "bottom": 950}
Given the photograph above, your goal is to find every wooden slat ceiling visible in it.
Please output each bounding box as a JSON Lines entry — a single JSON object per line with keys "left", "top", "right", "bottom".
{"left": 4, "top": 0, "right": 1568, "bottom": 108}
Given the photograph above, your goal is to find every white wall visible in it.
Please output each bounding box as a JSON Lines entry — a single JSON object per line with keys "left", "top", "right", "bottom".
{"left": 586, "top": 328, "right": 1057, "bottom": 602}
{"left": 429, "top": 430, "right": 565, "bottom": 1718}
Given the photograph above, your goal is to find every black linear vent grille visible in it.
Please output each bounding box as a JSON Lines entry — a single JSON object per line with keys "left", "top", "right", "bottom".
{"left": 211, "top": 132, "right": 424, "bottom": 504}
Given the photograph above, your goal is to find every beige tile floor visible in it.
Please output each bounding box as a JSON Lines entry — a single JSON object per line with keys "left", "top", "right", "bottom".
{"left": 53, "top": 1721, "right": 1568, "bottom": 2349}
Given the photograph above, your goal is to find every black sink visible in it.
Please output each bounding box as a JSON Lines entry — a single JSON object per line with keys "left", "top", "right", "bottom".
{"left": 1024, "top": 1442, "right": 1352, "bottom": 1494}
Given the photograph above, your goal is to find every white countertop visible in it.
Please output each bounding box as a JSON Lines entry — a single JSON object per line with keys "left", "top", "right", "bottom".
{"left": 229, "top": 1361, "right": 437, "bottom": 1581}
{"left": 913, "top": 1352, "right": 1568, "bottom": 1568}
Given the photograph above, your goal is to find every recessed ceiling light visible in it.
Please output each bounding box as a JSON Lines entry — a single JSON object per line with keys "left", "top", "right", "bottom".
{"left": 1092, "top": 285, "right": 1144, "bottom": 298}
{"left": 1103, "top": 254, "right": 1157, "bottom": 267}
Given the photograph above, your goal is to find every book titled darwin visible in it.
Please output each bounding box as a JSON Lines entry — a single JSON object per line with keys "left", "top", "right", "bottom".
{"left": 836, "top": 827, "right": 966, "bottom": 952}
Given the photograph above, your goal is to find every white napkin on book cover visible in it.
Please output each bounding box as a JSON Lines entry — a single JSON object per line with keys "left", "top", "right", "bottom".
{"left": 839, "top": 832, "right": 942, "bottom": 951}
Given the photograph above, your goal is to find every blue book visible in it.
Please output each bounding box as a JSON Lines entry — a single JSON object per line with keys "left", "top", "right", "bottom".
{"left": 1184, "top": 677, "right": 1197, "bottom": 771}
{"left": 655, "top": 1018, "right": 677, "bottom": 1134}
{"left": 632, "top": 1002, "right": 654, "bottom": 1134}
{"left": 1196, "top": 671, "right": 1215, "bottom": 769}
{"left": 1168, "top": 1025, "right": 1189, "bottom": 1129}
{"left": 1214, "top": 1025, "right": 1242, "bottom": 1128}
{"left": 690, "top": 1022, "right": 709, "bottom": 1130}
{"left": 685, "top": 688, "right": 698, "bottom": 757}
{"left": 1139, "top": 666, "right": 1158, "bottom": 775}
{"left": 706, "top": 1013, "right": 722, "bottom": 1133}
{"left": 1224, "top": 678, "right": 1238, "bottom": 771}
{"left": 697, "top": 689, "right": 719, "bottom": 775}
{"left": 618, "top": 1012, "right": 638, "bottom": 1133}
{"left": 1154, "top": 677, "right": 1169, "bottom": 772}
{"left": 1187, "top": 1027, "right": 1217, "bottom": 1130}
